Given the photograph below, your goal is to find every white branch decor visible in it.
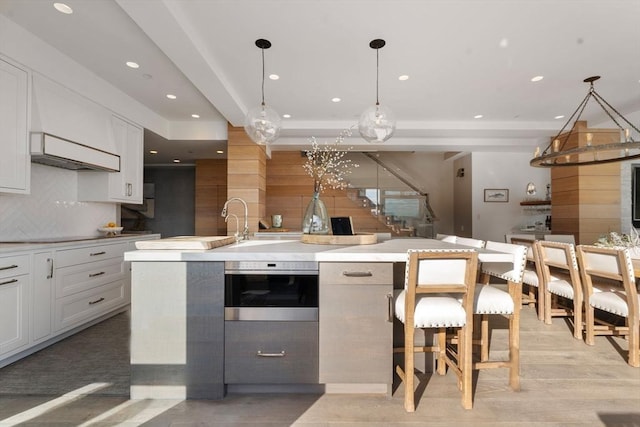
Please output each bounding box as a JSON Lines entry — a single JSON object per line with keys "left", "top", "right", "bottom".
{"left": 302, "top": 128, "right": 359, "bottom": 194}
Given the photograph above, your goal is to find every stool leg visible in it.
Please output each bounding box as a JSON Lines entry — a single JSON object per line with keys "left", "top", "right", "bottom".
{"left": 404, "top": 322, "right": 415, "bottom": 412}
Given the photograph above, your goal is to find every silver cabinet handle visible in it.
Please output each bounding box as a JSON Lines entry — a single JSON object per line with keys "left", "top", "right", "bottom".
{"left": 257, "top": 350, "right": 285, "bottom": 357}
{"left": 342, "top": 271, "right": 373, "bottom": 277}
{"left": 89, "top": 297, "right": 105, "bottom": 305}
{"left": 0, "top": 264, "right": 18, "bottom": 271}
{"left": 127, "top": 183, "right": 133, "bottom": 197}
{"left": 0, "top": 278, "right": 18, "bottom": 286}
{"left": 47, "top": 258, "right": 53, "bottom": 279}
{"left": 90, "top": 251, "right": 106, "bottom": 257}
{"left": 386, "top": 293, "right": 394, "bottom": 323}
{"left": 89, "top": 271, "right": 105, "bottom": 278}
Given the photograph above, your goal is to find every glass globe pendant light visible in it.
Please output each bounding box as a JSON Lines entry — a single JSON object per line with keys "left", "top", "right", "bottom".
{"left": 244, "top": 39, "right": 282, "bottom": 145}
{"left": 358, "top": 39, "right": 396, "bottom": 143}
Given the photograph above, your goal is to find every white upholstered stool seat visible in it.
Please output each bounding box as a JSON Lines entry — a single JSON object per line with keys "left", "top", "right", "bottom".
{"left": 395, "top": 292, "right": 467, "bottom": 327}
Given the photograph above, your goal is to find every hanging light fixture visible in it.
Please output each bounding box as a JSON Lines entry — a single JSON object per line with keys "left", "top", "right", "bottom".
{"left": 244, "top": 39, "right": 281, "bottom": 145}
{"left": 358, "top": 39, "right": 396, "bottom": 143}
{"left": 530, "top": 76, "right": 640, "bottom": 167}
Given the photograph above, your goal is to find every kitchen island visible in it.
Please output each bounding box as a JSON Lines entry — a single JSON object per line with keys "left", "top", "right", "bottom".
{"left": 125, "top": 238, "right": 511, "bottom": 400}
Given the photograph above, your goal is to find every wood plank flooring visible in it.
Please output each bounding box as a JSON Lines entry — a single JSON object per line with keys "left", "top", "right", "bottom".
{"left": 0, "top": 305, "right": 638, "bottom": 426}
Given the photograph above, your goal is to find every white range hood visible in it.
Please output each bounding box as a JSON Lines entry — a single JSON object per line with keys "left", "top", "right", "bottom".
{"left": 30, "top": 133, "right": 120, "bottom": 172}
{"left": 30, "top": 73, "right": 119, "bottom": 171}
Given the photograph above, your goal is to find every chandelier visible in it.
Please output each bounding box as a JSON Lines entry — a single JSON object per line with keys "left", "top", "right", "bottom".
{"left": 244, "top": 39, "right": 282, "bottom": 145}
{"left": 530, "top": 76, "right": 640, "bottom": 167}
{"left": 358, "top": 39, "right": 396, "bottom": 143}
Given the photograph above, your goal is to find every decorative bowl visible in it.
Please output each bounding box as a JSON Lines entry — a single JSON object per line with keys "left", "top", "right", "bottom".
{"left": 98, "top": 226, "right": 124, "bottom": 236}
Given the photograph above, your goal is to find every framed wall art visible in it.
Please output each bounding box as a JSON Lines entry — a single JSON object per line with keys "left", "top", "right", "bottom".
{"left": 484, "top": 188, "right": 509, "bottom": 203}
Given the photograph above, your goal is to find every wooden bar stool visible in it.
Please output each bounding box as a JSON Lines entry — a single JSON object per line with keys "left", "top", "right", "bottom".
{"left": 394, "top": 249, "right": 479, "bottom": 411}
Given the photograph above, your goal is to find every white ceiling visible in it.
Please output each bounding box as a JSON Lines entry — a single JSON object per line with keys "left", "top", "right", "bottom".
{"left": 2, "top": 0, "right": 640, "bottom": 164}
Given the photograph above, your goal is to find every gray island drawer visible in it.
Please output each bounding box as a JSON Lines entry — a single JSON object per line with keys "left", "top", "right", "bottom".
{"left": 224, "top": 321, "right": 318, "bottom": 384}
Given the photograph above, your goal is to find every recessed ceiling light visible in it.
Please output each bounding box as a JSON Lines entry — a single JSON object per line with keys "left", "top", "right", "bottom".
{"left": 191, "top": 114, "right": 200, "bottom": 118}
{"left": 474, "top": 114, "right": 483, "bottom": 119}
{"left": 53, "top": 3, "right": 73, "bottom": 14}
{"left": 282, "top": 114, "right": 291, "bottom": 118}
{"left": 398, "top": 75, "right": 409, "bottom": 81}
{"left": 499, "top": 38, "right": 509, "bottom": 48}
{"left": 531, "top": 75, "right": 544, "bottom": 82}
{"left": 173, "top": 159, "right": 181, "bottom": 163}
{"left": 126, "top": 61, "right": 139, "bottom": 69}
{"left": 149, "top": 150, "right": 158, "bottom": 154}
{"left": 166, "top": 94, "right": 177, "bottom": 100}
{"left": 331, "top": 97, "right": 341, "bottom": 103}
{"left": 269, "top": 74, "right": 279, "bottom": 80}
{"left": 216, "top": 150, "right": 224, "bottom": 154}
{"left": 554, "top": 115, "right": 565, "bottom": 120}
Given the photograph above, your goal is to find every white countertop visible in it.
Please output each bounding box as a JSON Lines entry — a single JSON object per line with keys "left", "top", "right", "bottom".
{"left": 124, "top": 237, "right": 512, "bottom": 263}
{"left": 0, "top": 233, "right": 161, "bottom": 254}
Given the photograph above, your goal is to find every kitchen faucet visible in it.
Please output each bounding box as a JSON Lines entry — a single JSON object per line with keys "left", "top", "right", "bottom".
{"left": 221, "top": 197, "right": 249, "bottom": 240}
{"left": 224, "top": 213, "right": 241, "bottom": 243}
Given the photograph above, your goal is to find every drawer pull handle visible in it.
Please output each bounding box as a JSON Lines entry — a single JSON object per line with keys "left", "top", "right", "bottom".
{"left": 89, "top": 297, "right": 105, "bottom": 305}
{"left": 90, "top": 251, "right": 106, "bottom": 256}
{"left": 257, "top": 350, "right": 285, "bottom": 357}
{"left": 47, "top": 258, "right": 53, "bottom": 279}
{"left": 0, "top": 264, "right": 19, "bottom": 271}
{"left": 386, "top": 293, "right": 394, "bottom": 323}
{"left": 89, "top": 271, "right": 105, "bottom": 278}
{"left": 342, "top": 271, "right": 373, "bottom": 277}
{"left": 0, "top": 278, "right": 18, "bottom": 286}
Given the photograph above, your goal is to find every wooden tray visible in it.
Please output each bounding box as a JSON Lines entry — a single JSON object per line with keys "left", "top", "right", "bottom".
{"left": 134, "top": 235, "right": 236, "bottom": 250}
{"left": 300, "top": 233, "right": 378, "bottom": 245}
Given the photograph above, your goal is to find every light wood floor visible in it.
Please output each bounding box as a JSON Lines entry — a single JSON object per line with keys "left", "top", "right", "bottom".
{"left": 0, "top": 305, "right": 638, "bottom": 426}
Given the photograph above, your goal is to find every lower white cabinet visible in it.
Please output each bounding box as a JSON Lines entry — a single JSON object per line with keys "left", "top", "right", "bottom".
{"left": 0, "top": 254, "right": 30, "bottom": 355}
{"left": 53, "top": 242, "right": 128, "bottom": 333}
{"left": 32, "top": 252, "right": 54, "bottom": 343}
{"left": 318, "top": 262, "right": 393, "bottom": 386}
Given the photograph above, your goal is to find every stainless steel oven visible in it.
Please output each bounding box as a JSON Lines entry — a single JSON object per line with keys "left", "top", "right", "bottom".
{"left": 224, "top": 260, "right": 318, "bottom": 321}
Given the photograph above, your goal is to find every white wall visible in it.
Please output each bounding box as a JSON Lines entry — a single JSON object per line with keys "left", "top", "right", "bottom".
{"left": 0, "top": 164, "right": 116, "bottom": 241}
{"left": 471, "top": 152, "right": 551, "bottom": 242}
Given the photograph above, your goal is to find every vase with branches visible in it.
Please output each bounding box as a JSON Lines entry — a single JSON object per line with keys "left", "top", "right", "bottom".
{"left": 301, "top": 129, "right": 358, "bottom": 234}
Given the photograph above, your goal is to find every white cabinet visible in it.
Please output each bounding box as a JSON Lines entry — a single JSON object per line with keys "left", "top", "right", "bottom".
{"left": 78, "top": 115, "right": 143, "bottom": 203}
{"left": 32, "top": 252, "right": 54, "bottom": 343}
{"left": 53, "top": 242, "right": 128, "bottom": 332}
{"left": 0, "top": 56, "right": 30, "bottom": 194}
{"left": 0, "top": 254, "right": 30, "bottom": 355}
{"left": 318, "top": 262, "right": 393, "bottom": 391}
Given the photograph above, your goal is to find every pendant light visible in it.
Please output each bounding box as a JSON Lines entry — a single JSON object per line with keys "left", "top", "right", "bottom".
{"left": 358, "top": 39, "right": 396, "bottom": 143}
{"left": 244, "top": 39, "right": 281, "bottom": 145}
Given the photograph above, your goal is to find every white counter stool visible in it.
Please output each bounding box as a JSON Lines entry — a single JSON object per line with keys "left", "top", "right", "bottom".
{"left": 455, "top": 236, "right": 486, "bottom": 249}
{"left": 576, "top": 245, "right": 639, "bottom": 367}
{"left": 511, "top": 237, "right": 544, "bottom": 320}
{"left": 537, "top": 241, "right": 584, "bottom": 339}
{"left": 395, "top": 249, "right": 479, "bottom": 411}
{"left": 544, "top": 234, "right": 576, "bottom": 244}
{"left": 474, "top": 240, "right": 527, "bottom": 391}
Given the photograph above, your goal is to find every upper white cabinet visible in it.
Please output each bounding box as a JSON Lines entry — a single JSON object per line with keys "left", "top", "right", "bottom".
{"left": 78, "top": 115, "right": 143, "bottom": 203}
{"left": 0, "top": 57, "right": 30, "bottom": 194}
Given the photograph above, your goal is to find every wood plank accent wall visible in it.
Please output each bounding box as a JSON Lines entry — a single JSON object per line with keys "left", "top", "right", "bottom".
{"left": 195, "top": 159, "right": 227, "bottom": 236}
{"left": 266, "top": 151, "right": 393, "bottom": 233}
{"left": 226, "top": 125, "right": 266, "bottom": 235}
{"left": 551, "top": 121, "right": 621, "bottom": 244}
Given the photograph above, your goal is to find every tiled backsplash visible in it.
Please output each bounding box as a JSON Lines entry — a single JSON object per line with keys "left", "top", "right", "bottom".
{"left": 0, "top": 164, "right": 116, "bottom": 240}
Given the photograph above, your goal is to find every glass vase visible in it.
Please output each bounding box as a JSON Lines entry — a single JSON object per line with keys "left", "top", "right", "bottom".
{"left": 302, "top": 192, "right": 329, "bottom": 234}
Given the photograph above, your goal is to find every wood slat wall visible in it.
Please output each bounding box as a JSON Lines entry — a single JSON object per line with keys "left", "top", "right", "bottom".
{"left": 195, "top": 159, "right": 227, "bottom": 236}
{"left": 227, "top": 125, "right": 267, "bottom": 235}
{"left": 265, "top": 151, "right": 392, "bottom": 233}
{"left": 551, "top": 121, "right": 621, "bottom": 244}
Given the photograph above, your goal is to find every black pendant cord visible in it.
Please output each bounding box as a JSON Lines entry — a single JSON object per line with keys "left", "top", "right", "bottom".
{"left": 261, "top": 47, "right": 266, "bottom": 107}
{"left": 375, "top": 48, "right": 380, "bottom": 106}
